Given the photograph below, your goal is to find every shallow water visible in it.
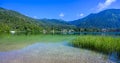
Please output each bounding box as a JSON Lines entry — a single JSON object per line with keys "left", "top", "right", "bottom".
{"left": 0, "top": 34, "right": 120, "bottom": 63}
{"left": 0, "top": 42, "right": 116, "bottom": 63}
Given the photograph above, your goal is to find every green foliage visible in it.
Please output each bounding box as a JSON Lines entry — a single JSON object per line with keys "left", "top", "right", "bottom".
{"left": 38, "top": 19, "right": 75, "bottom": 29}
{"left": 0, "top": 8, "right": 43, "bottom": 32}
{"left": 0, "top": 7, "right": 76, "bottom": 33}
{"left": 70, "top": 36, "right": 120, "bottom": 55}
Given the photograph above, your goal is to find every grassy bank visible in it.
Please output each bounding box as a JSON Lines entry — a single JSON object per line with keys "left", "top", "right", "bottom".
{"left": 70, "top": 35, "right": 120, "bottom": 55}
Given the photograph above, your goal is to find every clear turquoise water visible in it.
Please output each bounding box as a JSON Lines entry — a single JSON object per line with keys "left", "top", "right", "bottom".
{"left": 0, "top": 33, "right": 120, "bottom": 63}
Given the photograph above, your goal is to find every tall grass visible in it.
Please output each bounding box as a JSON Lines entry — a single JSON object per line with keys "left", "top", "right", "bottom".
{"left": 70, "top": 35, "right": 120, "bottom": 55}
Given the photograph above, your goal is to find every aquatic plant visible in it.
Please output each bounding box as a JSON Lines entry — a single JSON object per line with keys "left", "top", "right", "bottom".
{"left": 70, "top": 35, "right": 120, "bottom": 56}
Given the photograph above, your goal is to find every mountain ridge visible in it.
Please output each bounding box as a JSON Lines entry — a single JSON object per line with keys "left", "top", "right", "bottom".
{"left": 0, "top": 7, "right": 75, "bottom": 32}
{"left": 69, "top": 9, "right": 120, "bottom": 29}
{"left": 0, "top": 7, "right": 120, "bottom": 32}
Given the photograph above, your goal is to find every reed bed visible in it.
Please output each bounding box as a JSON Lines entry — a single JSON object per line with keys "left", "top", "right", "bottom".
{"left": 70, "top": 35, "right": 120, "bottom": 55}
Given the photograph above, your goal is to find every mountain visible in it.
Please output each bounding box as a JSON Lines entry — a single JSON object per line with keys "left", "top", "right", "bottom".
{"left": 37, "top": 19, "right": 75, "bottom": 30}
{"left": 1, "top": 7, "right": 120, "bottom": 33}
{"left": 69, "top": 9, "right": 120, "bottom": 29}
{"left": 0, "top": 7, "right": 43, "bottom": 32}
{"left": 0, "top": 7, "right": 75, "bottom": 32}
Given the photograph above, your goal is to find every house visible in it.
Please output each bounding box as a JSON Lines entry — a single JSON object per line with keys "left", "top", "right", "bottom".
{"left": 10, "top": 31, "right": 16, "bottom": 34}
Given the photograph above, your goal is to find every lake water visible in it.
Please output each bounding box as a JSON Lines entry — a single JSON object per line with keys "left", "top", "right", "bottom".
{"left": 0, "top": 33, "right": 120, "bottom": 63}
{"left": 71, "top": 32, "right": 120, "bottom": 36}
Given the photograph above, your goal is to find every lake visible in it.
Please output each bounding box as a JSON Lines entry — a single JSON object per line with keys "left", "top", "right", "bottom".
{"left": 0, "top": 33, "right": 120, "bottom": 63}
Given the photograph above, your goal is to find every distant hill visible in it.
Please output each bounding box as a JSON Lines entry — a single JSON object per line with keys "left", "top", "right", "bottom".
{"left": 69, "top": 9, "right": 120, "bottom": 29}
{"left": 1, "top": 7, "right": 120, "bottom": 33}
{"left": 0, "top": 7, "right": 75, "bottom": 32}
{"left": 38, "top": 19, "right": 75, "bottom": 30}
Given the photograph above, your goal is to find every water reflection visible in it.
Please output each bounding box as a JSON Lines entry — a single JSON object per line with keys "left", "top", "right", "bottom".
{"left": 73, "top": 32, "right": 120, "bottom": 36}
{"left": 109, "top": 52, "right": 120, "bottom": 63}
{"left": 2, "top": 32, "right": 120, "bottom": 36}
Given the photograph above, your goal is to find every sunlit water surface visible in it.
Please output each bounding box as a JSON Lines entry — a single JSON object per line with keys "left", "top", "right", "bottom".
{"left": 0, "top": 33, "right": 120, "bottom": 63}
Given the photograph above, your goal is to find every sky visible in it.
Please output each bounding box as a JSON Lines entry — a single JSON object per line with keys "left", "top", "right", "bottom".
{"left": 0, "top": 0, "right": 120, "bottom": 21}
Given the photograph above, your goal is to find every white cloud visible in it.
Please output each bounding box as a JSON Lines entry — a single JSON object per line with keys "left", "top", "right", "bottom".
{"left": 59, "top": 13, "right": 64, "bottom": 17}
{"left": 97, "top": 0, "right": 116, "bottom": 11}
{"left": 77, "top": 13, "right": 84, "bottom": 18}
{"left": 80, "top": 13, "right": 84, "bottom": 17}
{"left": 33, "top": 16, "right": 38, "bottom": 19}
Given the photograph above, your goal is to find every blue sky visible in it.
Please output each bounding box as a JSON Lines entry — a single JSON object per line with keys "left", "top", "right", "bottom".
{"left": 0, "top": 0, "right": 120, "bottom": 21}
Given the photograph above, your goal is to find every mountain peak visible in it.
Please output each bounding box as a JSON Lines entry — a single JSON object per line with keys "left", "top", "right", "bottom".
{"left": 69, "top": 9, "right": 120, "bottom": 29}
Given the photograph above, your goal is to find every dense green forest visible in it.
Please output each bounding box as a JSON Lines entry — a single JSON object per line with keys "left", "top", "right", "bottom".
{"left": 0, "top": 7, "right": 43, "bottom": 32}
{"left": 37, "top": 19, "right": 76, "bottom": 31}
{"left": 0, "top": 7, "right": 75, "bottom": 33}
